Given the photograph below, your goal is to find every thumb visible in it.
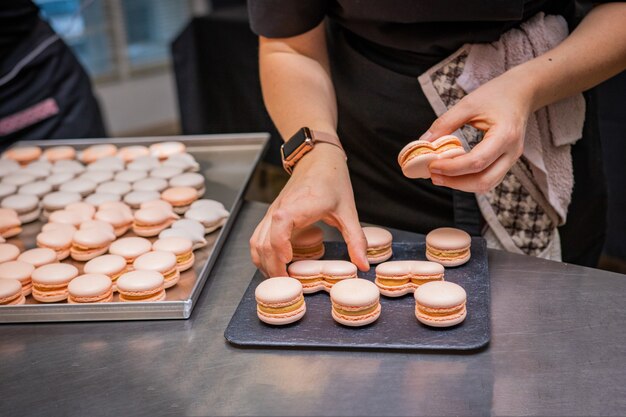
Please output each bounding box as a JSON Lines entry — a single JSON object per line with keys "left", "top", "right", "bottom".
{"left": 334, "top": 206, "right": 369, "bottom": 272}
{"left": 419, "top": 100, "right": 473, "bottom": 142}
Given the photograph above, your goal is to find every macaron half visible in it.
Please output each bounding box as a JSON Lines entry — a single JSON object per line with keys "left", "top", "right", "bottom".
{"left": 330, "top": 278, "right": 381, "bottom": 327}
{"left": 31, "top": 263, "right": 79, "bottom": 302}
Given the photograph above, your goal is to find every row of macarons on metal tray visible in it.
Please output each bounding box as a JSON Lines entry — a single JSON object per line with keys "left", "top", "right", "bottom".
{"left": 0, "top": 142, "right": 230, "bottom": 306}
{"left": 255, "top": 225, "right": 472, "bottom": 328}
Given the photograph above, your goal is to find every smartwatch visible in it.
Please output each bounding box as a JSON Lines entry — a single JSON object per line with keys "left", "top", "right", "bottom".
{"left": 280, "top": 127, "right": 345, "bottom": 174}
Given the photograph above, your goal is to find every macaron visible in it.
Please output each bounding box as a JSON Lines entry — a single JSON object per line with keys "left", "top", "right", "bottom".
{"left": 0, "top": 278, "right": 26, "bottom": 305}
{"left": 18, "top": 180, "right": 52, "bottom": 199}
{"left": 414, "top": 281, "right": 467, "bottom": 327}
{"left": 48, "top": 210, "right": 83, "bottom": 227}
{"left": 330, "top": 278, "right": 381, "bottom": 327}
{"left": 96, "top": 181, "right": 131, "bottom": 196}
{"left": 87, "top": 156, "right": 125, "bottom": 173}
{"left": 170, "top": 219, "right": 208, "bottom": 248}
{"left": 2, "top": 172, "right": 36, "bottom": 187}
{"left": 152, "top": 236, "right": 194, "bottom": 272}
{"left": 0, "top": 159, "right": 20, "bottom": 177}
{"left": 51, "top": 160, "right": 85, "bottom": 175}
{"left": 26, "top": 160, "right": 52, "bottom": 171}
{"left": 109, "top": 237, "right": 152, "bottom": 264}
{"left": 127, "top": 156, "right": 161, "bottom": 171}
{"left": 115, "top": 170, "right": 147, "bottom": 183}
{"left": 81, "top": 144, "right": 117, "bottom": 164}
{"left": 0, "top": 183, "right": 17, "bottom": 200}
{"left": 140, "top": 199, "right": 174, "bottom": 213}
{"left": 41, "top": 191, "right": 82, "bottom": 217}
{"left": 398, "top": 135, "right": 466, "bottom": 179}
{"left": 375, "top": 260, "right": 445, "bottom": 297}
{"left": 123, "top": 190, "right": 161, "bottom": 209}
{"left": 255, "top": 277, "right": 306, "bottom": 325}
{"left": 67, "top": 274, "right": 113, "bottom": 304}
{"left": 70, "top": 228, "right": 116, "bottom": 261}
{"left": 84, "top": 193, "right": 121, "bottom": 207}
{"left": 1, "top": 194, "right": 41, "bottom": 223}
{"left": 36, "top": 229, "right": 74, "bottom": 260}
{"left": 162, "top": 153, "right": 200, "bottom": 172}
{"left": 184, "top": 206, "right": 228, "bottom": 234}
{"left": 132, "top": 207, "right": 178, "bottom": 237}
{"left": 20, "top": 165, "right": 50, "bottom": 180}
{"left": 98, "top": 200, "right": 132, "bottom": 215}
{"left": 132, "top": 177, "right": 168, "bottom": 193}
{"left": 41, "top": 222, "right": 77, "bottom": 235}
{"left": 117, "top": 146, "right": 149, "bottom": 163}
{"left": 150, "top": 166, "right": 184, "bottom": 180}
{"left": 43, "top": 146, "right": 76, "bottom": 162}
{"left": 0, "top": 214, "right": 22, "bottom": 238}
{"left": 116, "top": 270, "right": 166, "bottom": 302}
{"left": 31, "top": 263, "right": 78, "bottom": 302}
{"left": 288, "top": 260, "right": 357, "bottom": 293}
{"left": 363, "top": 226, "right": 393, "bottom": 264}
{"left": 133, "top": 251, "right": 180, "bottom": 289}
{"left": 80, "top": 219, "right": 116, "bottom": 236}
{"left": 66, "top": 202, "right": 96, "bottom": 220}
{"left": 160, "top": 187, "right": 198, "bottom": 214}
{"left": 17, "top": 248, "right": 58, "bottom": 268}
{"left": 94, "top": 208, "right": 133, "bottom": 236}
{"left": 3, "top": 146, "right": 42, "bottom": 166}
{"left": 45, "top": 172, "right": 76, "bottom": 190}
{"left": 84, "top": 254, "right": 130, "bottom": 291}
{"left": 190, "top": 199, "right": 226, "bottom": 212}
{"left": 150, "top": 141, "right": 186, "bottom": 160}
{"left": 79, "top": 170, "right": 114, "bottom": 185}
{"left": 425, "top": 227, "right": 471, "bottom": 267}
{"left": 59, "top": 178, "right": 97, "bottom": 197}
{"left": 0, "top": 243, "right": 20, "bottom": 263}
{"left": 0, "top": 261, "right": 35, "bottom": 296}
{"left": 158, "top": 228, "right": 207, "bottom": 250}
{"left": 290, "top": 226, "right": 325, "bottom": 261}
{"left": 169, "top": 173, "right": 205, "bottom": 197}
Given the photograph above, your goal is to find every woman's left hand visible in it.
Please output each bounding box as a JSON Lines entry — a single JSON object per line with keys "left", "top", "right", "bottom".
{"left": 422, "top": 68, "right": 535, "bottom": 194}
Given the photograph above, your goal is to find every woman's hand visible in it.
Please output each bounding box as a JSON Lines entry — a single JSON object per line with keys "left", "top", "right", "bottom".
{"left": 422, "top": 67, "right": 535, "bottom": 194}
{"left": 250, "top": 143, "right": 369, "bottom": 277}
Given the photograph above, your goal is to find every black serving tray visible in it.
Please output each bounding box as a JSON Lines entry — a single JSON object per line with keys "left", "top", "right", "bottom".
{"left": 225, "top": 238, "right": 490, "bottom": 351}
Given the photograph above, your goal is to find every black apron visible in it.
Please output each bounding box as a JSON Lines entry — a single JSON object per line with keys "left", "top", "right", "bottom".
{"left": 327, "top": 22, "right": 606, "bottom": 267}
{"left": 0, "top": 18, "right": 106, "bottom": 150}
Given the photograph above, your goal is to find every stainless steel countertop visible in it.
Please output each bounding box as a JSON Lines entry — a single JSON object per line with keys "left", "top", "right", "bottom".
{"left": 2, "top": 201, "right": 625, "bottom": 416}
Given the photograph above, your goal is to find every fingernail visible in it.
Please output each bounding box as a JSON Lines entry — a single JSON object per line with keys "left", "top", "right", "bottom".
{"left": 419, "top": 131, "right": 433, "bottom": 141}
{"left": 431, "top": 175, "right": 444, "bottom": 185}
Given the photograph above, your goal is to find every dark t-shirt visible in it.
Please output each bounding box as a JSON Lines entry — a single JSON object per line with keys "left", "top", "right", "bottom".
{"left": 0, "top": 0, "right": 39, "bottom": 59}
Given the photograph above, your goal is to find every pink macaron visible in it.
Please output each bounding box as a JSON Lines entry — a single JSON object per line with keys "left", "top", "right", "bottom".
{"left": 81, "top": 144, "right": 117, "bottom": 164}
{"left": 31, "top": 263, "right": 79, "bottom": 302}
{"left": 132, "top": 207, "right": 178, "bottom": 237}
{"left": 0, "top": 260, "right": 34, "bottom": 296}
{"left": 287, "top": 260, "right": 357, "bottom": 293}
{"left": 255, "top": 277, "right": 306, "bottom": 325}
{"left": 375, "top": 260, "right": 445, "bottom": 297}
{"left": 36, "top": 229, "right": 74, "bottom": 260}
{"left": 0, "top": 243, "right": 21, "bottom": 263}
{"left": 109, "top": 237, "right": 152, "bottom": 265}
{"left": 17, "top": 248, "right": 58, "bottom": 268}
{"left": 149, "top": 141, "right": 186, "bottom": 160}
{"left": 398, "top": 135, "right": 466, "bottom": 179}
{"left": 363, "top": 226, "right": 393, "bottom": 264}
{"left": 94, "top": 207, "right": 133, "bottom": 236}
{"left": 116, "top": 270, "right": 166, "bottom": 302}
{"left": 83, "top": 254, "right": 130, "bottom": 292}
{"left": 0, "top": 278, "right": 26, "bottom": 305}
{"left": 290, "top": 226, "right": 325, "bottom": 261}
{"left": 43, "top": 146, "right": 76, "bottom": 162}
{"left": 330, "top": 278, "right": 381, "bottom": 327}
{"left": 425, "top": 227, "right": 471, "bottom": 267}
{"left": 414, "top": 281, "right": 467, "bottom": 327}
{"left": 160, "top": 186, "right": 198, "bottom": 214}
{"left": 70, "top": 228, "right": 116, "bottom": 261}
{"left": 67, "top": 274, "right": 113, "bottom": 304}
{"left": 133, "top": 251, "right": 180, "bottom": 289}
{"left": 152, "top": 236, "right": 194, "bottom": 272}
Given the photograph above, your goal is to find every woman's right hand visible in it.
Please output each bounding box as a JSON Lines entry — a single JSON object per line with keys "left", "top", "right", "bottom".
{"left": 250, "top": 143, "right": 370, "bottom": 277}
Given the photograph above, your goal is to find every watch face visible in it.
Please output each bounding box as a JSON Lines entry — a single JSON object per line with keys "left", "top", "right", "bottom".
{"left": 283, "top": 128, "right": 310, "bottom": 158}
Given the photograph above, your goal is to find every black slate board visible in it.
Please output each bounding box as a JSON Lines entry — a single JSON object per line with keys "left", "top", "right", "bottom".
{"left": 225, "top": 238, "right": 490, "bottom": 351}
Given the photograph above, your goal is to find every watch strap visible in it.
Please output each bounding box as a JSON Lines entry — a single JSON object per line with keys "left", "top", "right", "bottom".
{"left": 310, "top": 130, "right": 345, "bottom": 155}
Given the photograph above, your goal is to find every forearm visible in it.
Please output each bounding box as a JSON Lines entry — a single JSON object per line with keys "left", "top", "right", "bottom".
{"left": 514, "top": 3, "right": 626, "bottom": 111}
{"left": 259, "top": 24, "right": 338, "bottom": 141}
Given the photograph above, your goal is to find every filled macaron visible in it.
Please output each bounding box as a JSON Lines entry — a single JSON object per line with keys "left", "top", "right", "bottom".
{"left": 0, "top": 278, "right": 26, "bottom": 305}
{"left": 70, "top": 228, "right": 116, "bottom": 261}
{"left": 288, "top": 260, "right": 357, "bottom": 293}
{"left": 31, "top": 263, "right": 78, "bottom": 302}
{"left": 375, "top": 260, "right": 445, "bottom": 297}
{"left": 3, "top": 146, "right": 42, "bottom": 166}
{"left": 150, "top": 141, "right": 186, "bottom": 160}
{"left": 36, "top": 229, "right": 74, "bottom": 260}
{"left": 67, "top": 274, "right": 113, "bottom": 304}
{"left": 0, "top": 213, "right": 22, "bottom": 238}
{"left": 169, "top": 173, "right": 205, "bottom": 197}
{"left": 133, "top": 251, "right": 180, "bottom": 289}
{"left": 330, "top": 278, "right": 381, "bottom": 327}
{"left": 414, "top": 281, "right": 467, "bottom": 327}
{"left": 0, "top": 243, "right": 21, "bottom": 263}
{"left": 17, "top": 248, "right": 58, "bottom": 268}
{"left": 81, "top": 144, "right": 117, "bottom": 164}
{"left": 43, "top": 146, "right": 76, "bottom": 162}
{"left": 84, "top": 254, "right": 130, "bottom": 292}
{"left": 109, "top": 237, "right": 152, "bottom": 265}
{"left": 1, "top": 194, "right": 41, "bottom": 223}
{"left": 425, "top": 227, "right": 471, "bottom": 267}
{"left": 160, "top": 186, "right": 198, "bottom": 214}
{"left": 117, "top": 270, "right": 166, "bottom": 302}
{"left": 117, "top": 145, "right": 149, "bottom": 163}
{"left": 133, "top": 177, "right": 168, "bottom": 193}
{"left": 0, "top": 261, "right": 34, "bottom": 296}
{"left": 398, "top": 135, "right": 466, "bottom": 179}
{"left": 132, "top": 207, "right": 178, "bottom": 237}
{"left": 363, "top": 226, "right": 393, "bottom": 264}
{"left": 290, "top": 226, "right": 325, "bottom": 261}
{"left": 152, "top": 236, "right": 194, "bottom": 272}
{"left": 94, "top": 207, "right": 133, "bottom": 236}
{"left": 255, "top": 277, "right": 306, "bottom": 325}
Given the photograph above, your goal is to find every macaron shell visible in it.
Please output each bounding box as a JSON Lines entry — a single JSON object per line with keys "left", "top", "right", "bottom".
{"left": 109, "top": 237, "right": 152, "bottom": 260}
{"left": 426, "top": 227, "right": 471, "bottom": 250}
{"left": 0, "top": 243, "right": 20, "bottom": 263}
{"left": 17, "top": 248, "right": 58, "bottom": 267}
{"left": 399, "top": 135, "right": 466, "bottom": 179}
{"left": 255, "top": 277, "right": 303, "bottom": 304}
{"left": 414, "top": 281, "right": 467, "bottom": 308}
{"left": 329, "top": 278, "right": 380, "bottom": 307}
{"left": 31, "top": 263, "right": 78, "bottom": 285}
{"left": 375, "top": 260, "right": 445, "bottom": 276}
{"left": 133, "top": 251, "right": 177, "bottom": 273}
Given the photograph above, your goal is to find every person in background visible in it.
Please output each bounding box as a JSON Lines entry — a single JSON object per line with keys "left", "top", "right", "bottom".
{"left": 247, "top": 1, "right": 626, "bottom": 277}
{"left": 0, "top": 0, "right": 106, "bottom": 150}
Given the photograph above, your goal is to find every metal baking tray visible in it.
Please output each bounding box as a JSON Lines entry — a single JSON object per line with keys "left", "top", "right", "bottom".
{"left": 0, "top": 133, "right": 269, "bottom": 323}
{"left": 225, "top": 239, "right": 490, "bottom": 351}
